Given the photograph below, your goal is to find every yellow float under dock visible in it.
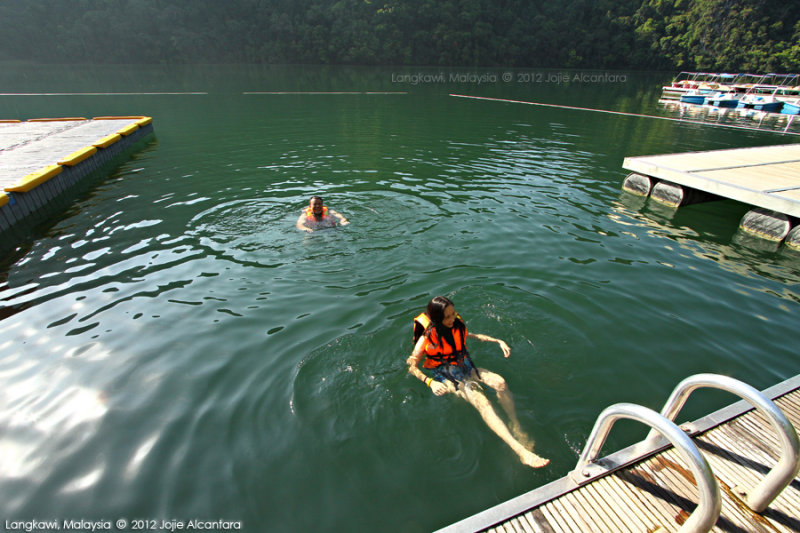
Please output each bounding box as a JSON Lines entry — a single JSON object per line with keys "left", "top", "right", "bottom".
{"left": 0, "top": 116, "right": 154, "bottom": 251}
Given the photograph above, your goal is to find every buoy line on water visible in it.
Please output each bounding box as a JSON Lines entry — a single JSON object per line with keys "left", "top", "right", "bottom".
{"left": 449, "top": 93, "right": 800, "bottom": 136}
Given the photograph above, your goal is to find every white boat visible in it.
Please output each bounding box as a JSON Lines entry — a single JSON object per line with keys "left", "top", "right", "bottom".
{"left": 706, "top": 90, "right": 740, "bottom": 108}
{"left": 737, "top": 78, "right": 795, "bottom": 113}
{"left": 661, "top": 72, "right": 727, "bottom": 100}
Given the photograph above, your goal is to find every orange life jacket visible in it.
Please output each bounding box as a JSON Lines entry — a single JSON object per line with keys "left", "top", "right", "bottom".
{"left": 413, "top": 312, "right": 468, "bottom": 369}
{"left": 304, "top": 206, "right": 333, "bottom": 224}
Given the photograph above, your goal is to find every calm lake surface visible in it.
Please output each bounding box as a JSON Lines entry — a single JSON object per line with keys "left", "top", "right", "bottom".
{"left": 1, "top": 64, "right": 799, "bottom": 532}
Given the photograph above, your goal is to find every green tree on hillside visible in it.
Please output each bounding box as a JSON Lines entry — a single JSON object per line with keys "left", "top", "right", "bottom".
{"left": 0, "top": 0, "right": 797, "bottom": 71}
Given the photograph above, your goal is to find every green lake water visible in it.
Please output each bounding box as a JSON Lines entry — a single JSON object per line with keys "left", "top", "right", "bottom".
{"left": 1, "top": 64, "right": 799, "bottom": 532}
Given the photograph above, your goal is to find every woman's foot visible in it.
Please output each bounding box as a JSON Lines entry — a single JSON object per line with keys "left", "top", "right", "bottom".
{"left": 519, "top": 449, "right": 550, "bottom": 469}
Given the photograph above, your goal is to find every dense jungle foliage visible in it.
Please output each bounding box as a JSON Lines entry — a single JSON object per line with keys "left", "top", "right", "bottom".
{"left": 1, "top": 0, "right": 798, "bottom": 71}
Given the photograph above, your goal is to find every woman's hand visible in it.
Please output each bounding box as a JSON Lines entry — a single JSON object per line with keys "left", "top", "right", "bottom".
{"left": 468, "top": 332, "right": 511, "bottom": 357}
{"left": 497, "top": 339, "right": 511, "bottom": 358}
{"left": 430, "top": 380, "right": 449, "bottom": 396}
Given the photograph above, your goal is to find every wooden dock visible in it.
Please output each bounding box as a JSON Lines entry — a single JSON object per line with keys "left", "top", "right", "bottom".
{"left": 0, "top": 116, "right": 154, "bottom": 251}
{"left": 621, "top": 144, "right": 800, "bottom": 246}
{"left": 437, "top": 374, "right": 800, "bottom": 533}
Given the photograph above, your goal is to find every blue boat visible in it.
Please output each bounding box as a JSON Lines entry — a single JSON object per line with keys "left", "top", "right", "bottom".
{"left": 782, "top": 100, "right": 800, "bottom": 115}
{"left": 754, "top": 101, "right": 784, "bottom": 113}
{"left": 737, "top": 75, "right": 800, "bottom": 114}
{"left": 706, "top": 91, "right": 740, "bottom": 107}
{"left": 680, "top": 94, "right": 706, "bottom": 105}
{"left": 680, "top": 90, "right": 708, "bottom": 105}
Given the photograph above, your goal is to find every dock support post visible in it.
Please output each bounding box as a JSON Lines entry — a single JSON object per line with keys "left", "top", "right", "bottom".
{"left": 785, "top": 225, "right": 800, "bottom": 250}
{"left": 739, "top": 208, "right": 792, "bottom": 242}
{"left": 651, "top": 180, "right": 720, "bottom": 208}
{"left": 622, "top": 173, "right": 656, "bottom": 197}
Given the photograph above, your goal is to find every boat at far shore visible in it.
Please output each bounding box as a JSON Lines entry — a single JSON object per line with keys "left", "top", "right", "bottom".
{"left": 679, "top": 90, "right": 709, "bottom": 105}
{"left": 706, "top": 91, "right": 740, "bottom": 107}
{"left": 782, "top": 100, "right": 800, "bottom": 115}
{"left": 663, "top": 71, "right": 800, "bottom": 116}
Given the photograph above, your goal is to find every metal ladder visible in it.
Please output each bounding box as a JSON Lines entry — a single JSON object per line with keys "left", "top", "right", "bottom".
{"left": 571, "top": 373, "right": 800, "bottom": 533}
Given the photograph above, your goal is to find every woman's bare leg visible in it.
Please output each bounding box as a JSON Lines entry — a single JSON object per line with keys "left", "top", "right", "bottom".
{"left": 477, "top": 369, "right": 534, "bottom": 447}
{"left": 458, "top": 386, "right": 549, "bottom": 468}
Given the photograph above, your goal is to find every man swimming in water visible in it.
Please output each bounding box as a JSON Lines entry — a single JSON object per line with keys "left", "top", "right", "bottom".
{"left": 296, "top": 196, "right": 349, "bottom": 232}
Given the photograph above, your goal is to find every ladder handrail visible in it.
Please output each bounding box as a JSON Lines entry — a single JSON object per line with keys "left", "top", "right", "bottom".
{"left": 656, "top": 373, "right": 800, "bottom": 512}
{"left": 573, "top": 402, "right": 721, "bottom": 533}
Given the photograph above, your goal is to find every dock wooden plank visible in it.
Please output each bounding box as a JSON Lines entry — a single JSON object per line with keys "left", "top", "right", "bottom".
{"left": 587, "top": 479, "right": 645, "bottom": 531}
{"left": 548, "top": 498, "right": 582, "bottom": 533}
{"left": 616, "top": 468, "right": 683, "bottom": 532}
{"left": 629, "top": 144, "right": 800, "bottom": 173}
{"left": 695, "top": 435, "right": 756, "bottom": 495}
{"left": 582, "top": 486, "right": 623, "bottom": 530}
{"left": 521, "top": 509, "right": 553, "bottom": 533}
{"left": 537, "top": 502, "right": 571, "bottom": 532}
{"left": 510, "top": 516, "right": 536, "bottom": 533}
{"left": 698, "top": 162, "right": 800, "bottom": 192}
{"left": 612, "top": 470, "right": 674, "bottom": 532}
{"left": 571, "top": 480, "right": 625, "bottom": 531}
{"left": 511, "top": 513, "right": 539, "bottom": 533}
{"left": 551, "top": 496, "right": 594, "bottom": 533}
{"left": 556, "top": 491, "right": 597, "bottom": 532}
{"left": 594, "top": 475, "right": 653, "bottom": 532}
{"left": 622, "top": 144, "right": 800, "bottom": 218}
{"left": 774, "top": 395, "right": 800, "bottom": 424}
{"left": 636, "top": 458, "right": 693, "bottom": 513}
{"left": 702, "top": 425, "right": 773, "bottom": 489}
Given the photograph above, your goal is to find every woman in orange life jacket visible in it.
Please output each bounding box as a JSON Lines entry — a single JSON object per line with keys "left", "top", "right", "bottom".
{"left": 296, "top": 196, "right": 349, "bottom": 232}
{"left": 407, "top": 296, "right": 549, "bottom": 469}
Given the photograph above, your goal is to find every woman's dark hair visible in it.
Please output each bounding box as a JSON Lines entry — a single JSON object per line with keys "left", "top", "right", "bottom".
{"left": 426, "top": 296, "right": 465, "bottom": 349}
{"left": 426, "top": 296, "right": 454, "bottom": 325}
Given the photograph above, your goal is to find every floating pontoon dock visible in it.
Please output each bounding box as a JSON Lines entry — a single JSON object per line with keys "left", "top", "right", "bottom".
{"left": 0, "top": 116, "right": 154, "bottom": 250}
{"left": 622, "top": 144, "right": 800, "bottom": 247}
{"left": 437, "top": 373, "right": 800, "bottom": 533}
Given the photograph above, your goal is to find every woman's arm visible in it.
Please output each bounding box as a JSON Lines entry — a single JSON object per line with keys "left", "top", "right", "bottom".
{"left": 468, "top": 332, "right": 511, "bottom": 358}
{"left": 407, "top": 336, "right": 448, "bottom": 395}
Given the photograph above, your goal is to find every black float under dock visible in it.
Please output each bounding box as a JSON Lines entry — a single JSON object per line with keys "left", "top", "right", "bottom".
{"left": 621, "top": 144, "right": 800, "bottom": 248}
{"left": 437, "top": 373, "right": 800, "bottom": 533}
{"left": 0, "top": 116, "right": 154, "bottom": 251}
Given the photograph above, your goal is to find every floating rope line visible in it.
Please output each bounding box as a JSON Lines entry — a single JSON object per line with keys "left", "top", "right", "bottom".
{"left": 243, "top": 91, "right": 407, "bottom": 95}
{"left": 450, "top": 94, "right": 800, "bottom": 137}
{"left": 0, "top": 92, "right": 208, "bottom": 96}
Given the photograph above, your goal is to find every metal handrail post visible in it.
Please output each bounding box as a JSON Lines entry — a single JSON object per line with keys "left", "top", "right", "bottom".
{"left": 573, "top": 403, "right": 721, "bottom": 533}
{"left": 657, "top": 373, "right": 800, "bottom": 512}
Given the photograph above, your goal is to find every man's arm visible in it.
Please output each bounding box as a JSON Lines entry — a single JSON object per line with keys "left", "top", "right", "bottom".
{"left": 296, "top": 213, "right": 312, "bottom": 232}
{"left": 329, "top": 209, "right": 349, "bottom": 225}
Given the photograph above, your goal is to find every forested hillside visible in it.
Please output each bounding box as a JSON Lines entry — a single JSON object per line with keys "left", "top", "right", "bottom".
{"left": 0, "top": 0, "right": 798, "bottom": 71}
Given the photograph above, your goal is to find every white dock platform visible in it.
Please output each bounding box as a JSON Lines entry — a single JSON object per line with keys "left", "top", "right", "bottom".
{"left": 0, "top": 116, "right": 153, "bottom": 251}
{"left": 622, "top": 143, "right": 800, "bottom": 218}
{"left": 622, "top": 143, "right": 800, "bottom": 245}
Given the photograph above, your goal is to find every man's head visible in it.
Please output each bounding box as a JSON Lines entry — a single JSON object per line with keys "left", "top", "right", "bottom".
{"left": 309, "top": 196, "right": 324, "bottom": 218}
